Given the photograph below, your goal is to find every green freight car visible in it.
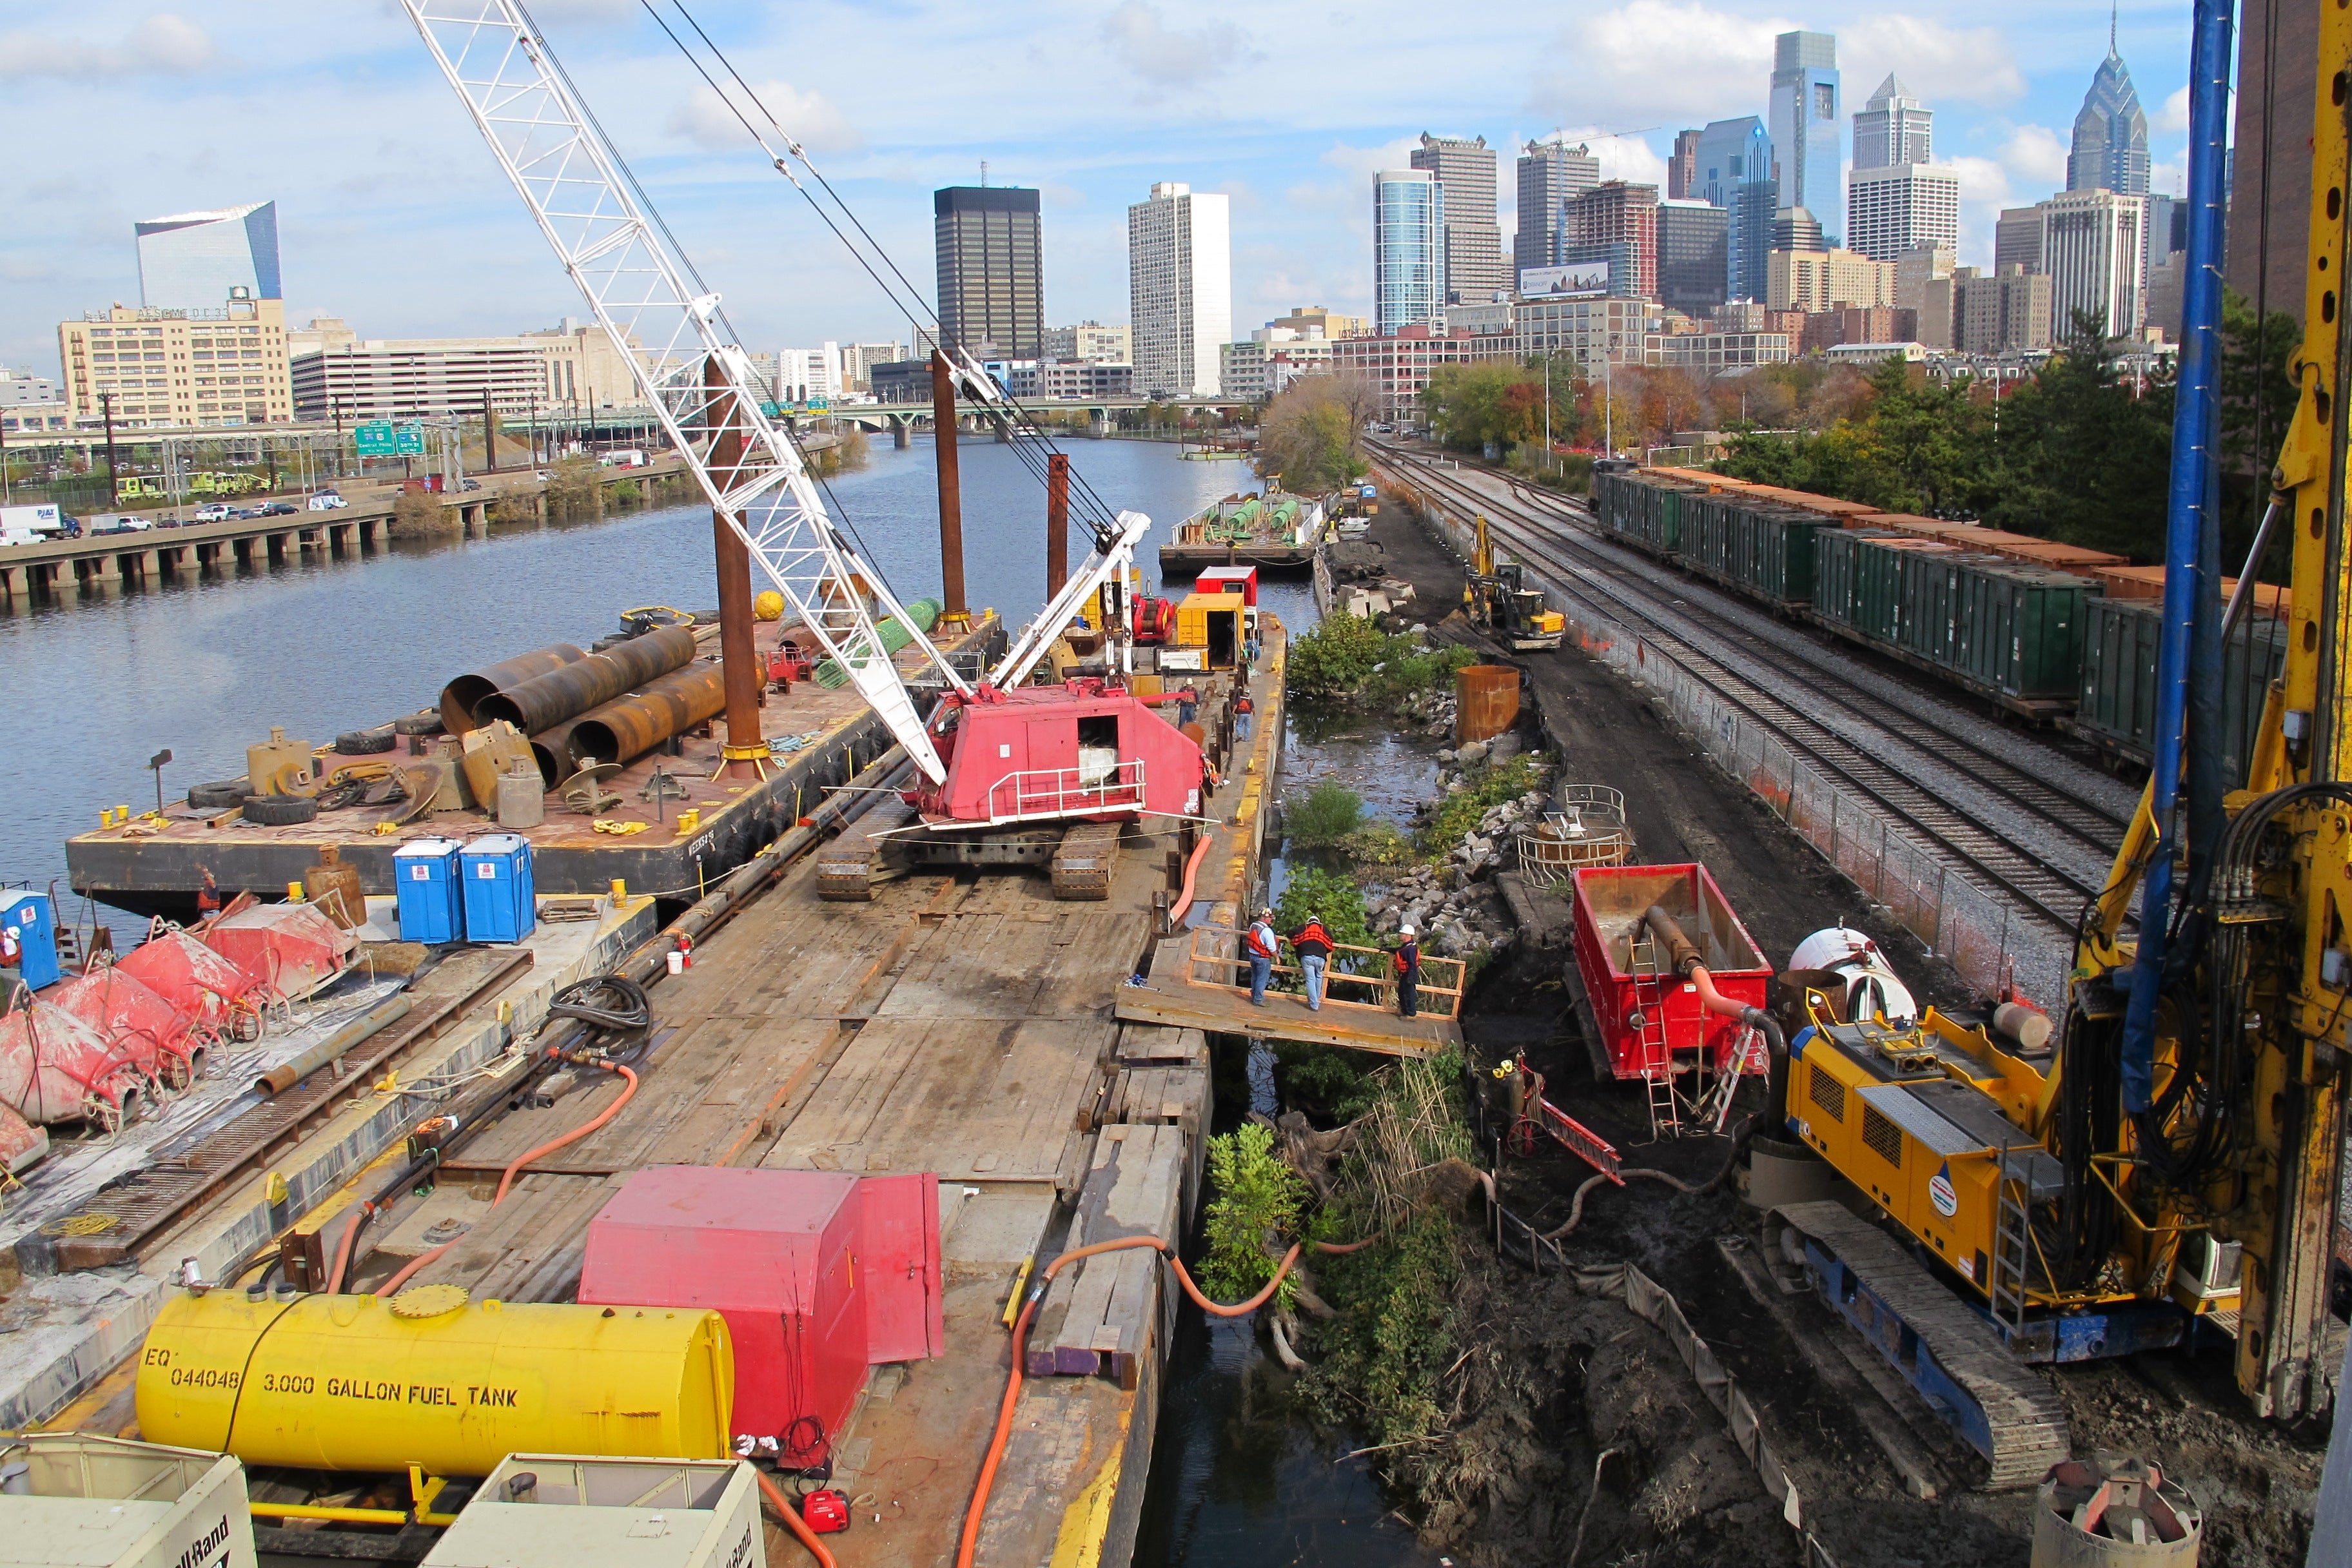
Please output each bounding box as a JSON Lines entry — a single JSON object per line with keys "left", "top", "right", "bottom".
{"left": 2072, "top": 596, "right": 2287, "bottom": 783}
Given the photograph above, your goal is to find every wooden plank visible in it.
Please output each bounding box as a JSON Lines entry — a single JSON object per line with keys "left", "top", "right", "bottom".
{"left": 1115, "top": 1024, "right": 1208, "bottom": 1067}
{"left": 1113, "top": 974, "right": 1458, "bottom": 1056}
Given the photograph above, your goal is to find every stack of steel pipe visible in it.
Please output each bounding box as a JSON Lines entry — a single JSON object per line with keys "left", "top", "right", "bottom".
{"left": 473, "top": 625, "right": 699, "bottom": 734}
{"left": 438, "top": 643, "right": 587, "bottom": 734}
{"left": 567, "top": 662, "right": 731, "bottom": 769}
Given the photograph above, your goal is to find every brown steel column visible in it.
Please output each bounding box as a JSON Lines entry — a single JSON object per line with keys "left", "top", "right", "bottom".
{"left": 703, "top": 357, "right": 766, "bottom": 779}
{"left": 930, "top": 350, "right": 968, "bottom": 621}
{"left": 1045, "top": 453, "right": 1070, "bottom": 598}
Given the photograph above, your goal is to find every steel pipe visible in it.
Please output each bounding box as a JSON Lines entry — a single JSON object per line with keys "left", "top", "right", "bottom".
{"left": 566, "top": 662, "right": 729, "bottom": 769}
{"left": 527, "top": 716, "right": 590, "bottom": 787}
{"left": 439, "top": 643, "right": 586, "bottom": 733}
{"left": 473, "top": 625, "right": 699, "bottom": 734}
{"left": 256, "top": 996, "right": 415, "bottom": 1096}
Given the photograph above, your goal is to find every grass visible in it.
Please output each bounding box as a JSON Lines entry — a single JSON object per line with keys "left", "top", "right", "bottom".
{"left": 1286, "top": 781, "right": 1366, "bottom": 851}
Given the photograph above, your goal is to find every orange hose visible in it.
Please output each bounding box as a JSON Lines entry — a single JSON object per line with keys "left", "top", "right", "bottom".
{"left": 956, "top": 1231, "right": 1364, "bottom": 1568}
{"left": 322, "top": 1210, "right": 364, "bottom": 1295}
{"left": 374, "top": 1063, "right": 642, "bottom": 1297}
{"left": 755, "top": 1468, "right": 839, "bottom": 1568}
{"left": 1167, "top": 832, "right": 1218, "bottom": 923}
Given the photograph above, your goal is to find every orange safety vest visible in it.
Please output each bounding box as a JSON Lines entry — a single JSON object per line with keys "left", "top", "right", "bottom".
{"left": 1246, "top": 922, "right": 1277, "bottom": 957}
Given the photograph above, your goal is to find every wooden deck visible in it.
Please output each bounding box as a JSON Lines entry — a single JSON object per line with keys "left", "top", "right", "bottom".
{"left": 1115, "top": 932, "right": 1460, "bottom": 1055}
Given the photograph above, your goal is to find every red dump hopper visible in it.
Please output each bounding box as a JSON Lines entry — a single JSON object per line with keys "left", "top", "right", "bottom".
{"left": 202, "top": 904, "right": 353, "bottom": 998}
{"left": 1570, "top": 863, "right": 1770, "bottom": 1079}
{"left": 580, "top": 1166, "right": 943, "bottom": 1464}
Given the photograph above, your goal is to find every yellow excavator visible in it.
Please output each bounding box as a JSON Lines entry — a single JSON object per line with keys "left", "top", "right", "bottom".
{"left": 1463, "top": 513, "right": 1566, "bottom": 651}
{"left": 1756, "top": 2, "right": 2345, "bottom": 1491}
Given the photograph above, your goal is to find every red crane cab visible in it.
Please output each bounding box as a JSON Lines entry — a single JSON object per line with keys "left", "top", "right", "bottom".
{"left": 911, "top": 680, "right": 1206, "bottom": 827}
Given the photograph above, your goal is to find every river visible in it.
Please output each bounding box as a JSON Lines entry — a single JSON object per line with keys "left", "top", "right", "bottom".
{"left": 0, "top": 434, "right": 1441, "bottom": 1565}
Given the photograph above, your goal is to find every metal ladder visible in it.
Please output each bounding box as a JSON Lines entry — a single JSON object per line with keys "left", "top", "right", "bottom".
{"left": 1986, "top": 1148, "right": 2034, "bottom": 1338}
{"left": 1627, "top": 932, "right": 1683, "bottom": 1139}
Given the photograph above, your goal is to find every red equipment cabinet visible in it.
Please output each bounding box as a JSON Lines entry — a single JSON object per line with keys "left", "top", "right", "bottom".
{"left": 1195, "top": 565, "right": 1259, "bottom": 605}
{"left": 912, "top": 679, "right": 1206, "bottom": 827}
{"left": 1569, "top": 863, "right": 1770, "bottom": 1079}
{"left": 578, "top": 1168, "right": 943, "bottom": 1458}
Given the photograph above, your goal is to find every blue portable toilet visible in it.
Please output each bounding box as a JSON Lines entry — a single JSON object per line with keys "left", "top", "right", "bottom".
{"left": 393, "top": 838, "right": 466, "bottom": 944}
{"left": 460, "top": 833, "right": 536, "bottom": 944}
{"left": 0, "top": 888, "right": 61, "bottom": 992}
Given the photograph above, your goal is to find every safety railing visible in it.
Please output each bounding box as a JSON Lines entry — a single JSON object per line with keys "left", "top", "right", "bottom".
{"left": 982, "top": 760, "right": 1147, "bottom": 825}
{"left": 1184, "top": 925, "right": 1466, "bottom": 1021}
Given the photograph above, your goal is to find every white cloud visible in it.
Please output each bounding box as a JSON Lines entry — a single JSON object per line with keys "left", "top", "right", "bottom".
{"left": 1843, "top": 17, "right": 2025, "bottom": 108}
{"left": 668, "top": 79, "right": 859, "bottom": 156}
{"left": 1999, "top": 124, "right": 2070, "bottom": 188}
{"left": 1100, "top": 1, "right": 1250, "bottom": 88}
{"left": 1587, "top": 135, "right": 1669, "bottom": 186}
{"left": 0, "top": 13, "right": 213, "bottom": 79}
{"left": 1531, "top": 2, "right": 1788, "bottom": 124}
{"left": 2156, "top": 87, "right": 2190, "bottom": 136}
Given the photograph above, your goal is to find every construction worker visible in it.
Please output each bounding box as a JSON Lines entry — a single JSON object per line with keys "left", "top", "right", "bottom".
{"left": 1177, "top": 684, "right": 1199, "bottom": 729}
{"left": 1245, "top": 908, "right": 1279, "bottom": 1006}
{"left": 1234, "top": 690, "right": 1255, "bottom": 742}
{"left": 1289, "top": 912, "right": 1334, "bottom": 1010}
{"left": 1387, "top": 923, "right": 1420, "bottom": 1018}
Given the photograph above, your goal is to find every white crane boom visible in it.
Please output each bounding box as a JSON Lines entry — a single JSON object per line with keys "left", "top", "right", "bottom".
{"left": 399, "top": 0, "right": 965, "bottom": 782}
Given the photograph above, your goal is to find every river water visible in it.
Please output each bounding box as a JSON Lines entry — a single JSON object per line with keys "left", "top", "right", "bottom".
{"left": 1, "top": 435, "right": 1442, "bottom": 1565}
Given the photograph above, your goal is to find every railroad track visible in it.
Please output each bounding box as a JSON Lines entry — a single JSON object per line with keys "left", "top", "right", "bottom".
{"left": 1374, "top": 446, "right": 2119, "bottom": 940}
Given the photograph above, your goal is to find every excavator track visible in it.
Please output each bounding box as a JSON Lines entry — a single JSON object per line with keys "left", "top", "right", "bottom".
{"left": 1774, "top": 1200, "right": 2068, "bottom": 1491}
{"left": 816, "top": 798, "right": 919, "bottom": 901}
{"left": 1049, "top": 821, "right": 1121, "bottom": 900}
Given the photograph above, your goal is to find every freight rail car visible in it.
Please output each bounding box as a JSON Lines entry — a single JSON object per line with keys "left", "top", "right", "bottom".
{"left": 1587, "top": 466, "right": 2279, "bottom": 770}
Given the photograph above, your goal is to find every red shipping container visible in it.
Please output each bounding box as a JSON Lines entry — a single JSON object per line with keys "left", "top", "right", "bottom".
{"left": 1570, "top": 863, "right": 1771, "bottom": 1080}
{"left": 578, "top": 1167, "right": 942, "bottom": 1460}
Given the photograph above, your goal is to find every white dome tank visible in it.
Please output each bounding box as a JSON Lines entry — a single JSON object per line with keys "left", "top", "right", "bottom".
{"left": 1787, "top": 924, "right": 1919, "bottom": 1025}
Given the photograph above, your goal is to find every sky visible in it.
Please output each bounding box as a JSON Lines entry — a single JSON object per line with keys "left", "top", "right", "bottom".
{"left": 0, "top": 2, "right": 2204, "bottom": 375}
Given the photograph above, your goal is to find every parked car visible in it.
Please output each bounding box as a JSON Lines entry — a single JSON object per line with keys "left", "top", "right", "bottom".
{"left": 192, "top": 504, "right": 235, "bottom": 522}
{"left": 306, "top": 492, "right": 348, "bottom": 511}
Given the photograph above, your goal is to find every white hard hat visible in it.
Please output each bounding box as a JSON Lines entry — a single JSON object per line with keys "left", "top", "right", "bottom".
{"left": 1399, "top": 923, "right": 1416, "bottom": 937}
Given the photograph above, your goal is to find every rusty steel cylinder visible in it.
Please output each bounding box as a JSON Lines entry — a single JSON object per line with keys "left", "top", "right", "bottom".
{"left": 439, "top": 643, "right": 587, "bottom": 734}
{"left": 473, "top": 625, "right": 699, "bottom": 735}
{"left": 527, "top": 716, "right": 589, "bottom": 788}
{"left": 566, "top": 663, "right": 730, "bottom": 770}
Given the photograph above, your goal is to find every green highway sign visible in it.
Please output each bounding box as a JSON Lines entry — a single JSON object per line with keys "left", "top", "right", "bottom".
{"left": 354, "top": 421, "right": 395, "bottom": 456}
{"left": 394, "top": 425, "right": 426, "bottom": 456}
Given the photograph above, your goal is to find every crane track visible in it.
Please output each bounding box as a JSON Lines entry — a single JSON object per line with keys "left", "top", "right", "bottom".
{"left": 1375, "top": 447, "right": 2108, "bottom": 940}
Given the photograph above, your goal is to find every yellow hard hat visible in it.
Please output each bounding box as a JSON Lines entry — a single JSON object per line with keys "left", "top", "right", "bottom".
{"left": 752, "top": 589, "right": 785, "bottom": 621}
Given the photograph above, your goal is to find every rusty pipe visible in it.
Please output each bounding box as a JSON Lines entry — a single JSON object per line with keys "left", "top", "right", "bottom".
{"left": 256, "top": 997, "right": 414, "bottom": 1095}
{"left": 473, "top": 624, "right": 699, "bottom": 734}
{"left": 528, "top": 716, "right": 590, "bottom": 788}
{"left": 1642, "top": 905, "right": 1788, "bottom": 1135}
{"left": 566, "top": 662, "right": 729, "bottom": 769}
{"left": 439, "top": 643, "right": 586, "bottom": 734}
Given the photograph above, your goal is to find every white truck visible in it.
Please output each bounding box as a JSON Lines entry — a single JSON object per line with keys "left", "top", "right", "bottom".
{"left": 0, "top": 505, "right": 77, "bottom": 547}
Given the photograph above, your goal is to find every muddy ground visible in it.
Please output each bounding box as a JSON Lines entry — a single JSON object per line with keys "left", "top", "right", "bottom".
{"left": 1333, "top": 500, "right": 2331, "bottom": 1566}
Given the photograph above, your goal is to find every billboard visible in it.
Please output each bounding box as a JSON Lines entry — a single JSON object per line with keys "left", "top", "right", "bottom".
{"left": 1519, "top": 262, "right": 1611, "bottom": 298}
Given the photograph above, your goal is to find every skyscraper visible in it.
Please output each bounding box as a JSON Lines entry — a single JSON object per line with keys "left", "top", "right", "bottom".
{"left": 1769, "top": 31, "right": 1842, "bottom": 246}
{"left": 934, "top": 186, "right": 1044, "bottom": 359}
{"left": 1560, "top": 182, "right": 1660, "bottom": 300}
{"left": 1373, "top": 170, "right": 1446, "bottom": 333}
{"left": 1515, "top": 137, "right": 1600, "bottom": 274}
{"left": 1845, "top": 164, "right": 1961, "bottom": 263}
{"left": 1852, "top": 75, "right": 1932, "bottom": 169}
{"left": 1667, "top": 130, "right": 1702, "bottom": 201}
{"left": 1694, "top": 116, "right": 1776, "bottom": 302}
{"left": 2226, "top": 0, "right": 2317, "bottom": 324}
{"left": 135, "top": 201, "right": 281, "bottom": 308}
{"left": 2041, "top": 188, "right": 2146, "bottom": 337}
{"left": 1409, "top": 134, "right": 1509, "bottom": 304}
{"left": 2068, "top": 49, "right": 2150, "bottom": 195}
{"left": 1656, "top": 201, "right": 1728, "bottom": 315}
{"left": 1128, "top": 182, "right": 1231, "bottom": 399}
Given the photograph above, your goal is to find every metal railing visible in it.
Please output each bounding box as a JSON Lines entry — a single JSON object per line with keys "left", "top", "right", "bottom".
{"left": 1184, "top": 926, "right": 1467, "bottom": 1021}
{"left": 981, "top": 759, "right": 1146, "bottom": 825}
{"left": 1516, "top": 784, "right": 1634, "bottom": 884}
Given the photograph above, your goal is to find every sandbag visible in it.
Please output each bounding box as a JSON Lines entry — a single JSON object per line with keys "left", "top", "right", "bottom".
{"left": 202, "top": 903, "right": 354, "bottom": 998}
{"left": 0, "top": 1002, "right": 146, "bottom": 1126}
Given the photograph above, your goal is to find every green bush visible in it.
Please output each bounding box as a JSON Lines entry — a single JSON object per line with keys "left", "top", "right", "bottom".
{"left": 1288, "top": 615, "right": 1476, "bottom": 703}
{"left": 1286, "top": 781, "right": 1365, "bottom": 851}
{"left": 1201, "top": 1124, "right": 1308, "bottom": 1311}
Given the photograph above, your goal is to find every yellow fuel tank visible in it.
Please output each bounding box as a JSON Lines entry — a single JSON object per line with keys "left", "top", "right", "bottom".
{"left": 135, "top": 1289, "right": 733, "bottom": 1476}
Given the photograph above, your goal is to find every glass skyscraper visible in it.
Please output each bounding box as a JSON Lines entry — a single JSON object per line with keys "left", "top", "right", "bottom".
{"left": 135, "top": 201, "right": 281, "bottom": 308}
{"left": 1694, "top": 117, "right": 1776, "bottom": 302}
{"left": 1768, "top": 32, "right": 1842, "bottom": 247}
{"left": 1373, "top": 171, "right": 1445, "bottom": 333}
{"left": 2068, "top": 50, "right": 2151, "bottom": 195}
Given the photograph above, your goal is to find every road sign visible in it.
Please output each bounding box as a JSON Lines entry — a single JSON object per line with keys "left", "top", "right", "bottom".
{"left": 393, "top": 426, "right": 426, "bottom": 456}
{"left": 805, "top": 399, "right": 829, "bottom": 414}
{"left": 355, "top": 422, "right": 395, "bottom": 456}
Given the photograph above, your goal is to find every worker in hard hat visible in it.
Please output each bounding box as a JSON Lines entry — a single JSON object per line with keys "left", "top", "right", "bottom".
{"left": 1244, "top": 908, "right": 1279, "bottom": 1007}
{"left": 1386, "top": 923, "right": 1420, "bottom": 1018}
{"left": 1289, "top": 912, "right": 1334, "bottom": 1010}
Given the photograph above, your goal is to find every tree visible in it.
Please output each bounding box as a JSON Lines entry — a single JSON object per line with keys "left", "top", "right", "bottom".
{"left": 1257, "top": 377, "right": 1368, "bottom": 491}
{"left": 2217, "top": 286, "right": 2301, "bottom": 576}
{"left": 1422, "top": 362, "right": 1541, "bottom": 453}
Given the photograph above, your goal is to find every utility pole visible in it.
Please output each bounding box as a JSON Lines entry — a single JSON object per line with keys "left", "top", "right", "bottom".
{"left": 929, "top": 349, "right": 969, "bottom": 625}
{"left": 702, "top": 355, "right": 767, "bottom": 780}
{"left": 481, "top": 385, "right": 498, "bottom": 473}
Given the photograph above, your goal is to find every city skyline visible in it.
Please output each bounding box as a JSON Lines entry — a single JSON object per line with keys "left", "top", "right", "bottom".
{"left": 0, "top": 2, "right": 2202, "bottom": 374}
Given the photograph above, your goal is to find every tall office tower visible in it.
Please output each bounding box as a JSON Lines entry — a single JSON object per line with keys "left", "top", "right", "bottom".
{"left": 1668, "top": 129, "right": 1702, "bottom": 200}
{"left": 1851, "top": 75, "right": 1932, "bottom": 170}
{"left": 135, "top": 201, "right": 281, "bottom": 308}
{"left": 1995, "top": 207, "right": 2046, "bottom": 274}
{"left": 1772, "top": 207, "right": 1826, "bottom": 253}
{"left": 1514, "top": 137, "right": 1601, "bottom": 273}
{"left": 2041, "top": 188, "right": 2147, "bottom": 337}
{"left": 1560, "top": 181, "right": 1660, "bottom": 300}
{"left": 1127, "top": 182, "right": 1232, "bottom": 398}
{"left": 1769, "top": 31, "right": 1843, "bottom": 245}
{"left": 1694, "top": 117, "right": 1776, "bottom": 301}
{"left": 1958, "top": 264, "right": 2055, "bottom": 351}
{"left": 2227, "top": 0, "right": 2318, "bottom": 324}
{"left": 1373, "top": 170, "right": 1446, "bottom": 332}
{"left": 1895, "top": 245, "right": 1958, "bottom": 348}
{"left": 2068, "top": 47, "right": 2151, "bottom": 195}
{"left": 1845, "top": 163, "right": 1961, "bottom": 263}
{"left": 1656, "top": 200, "right": 1729, "bottom": 315}
{"left": 934, "top": 186, "right": 1044, "bottom": 358}
{"left": 1409, "top": 134, "right": 1509, "bottom": 303}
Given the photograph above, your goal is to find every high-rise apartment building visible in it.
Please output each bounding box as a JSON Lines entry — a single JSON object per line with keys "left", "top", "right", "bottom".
{"left": 1894, "top": 246, "right": 1958, "bottom": 349}
{"left": 1373, "top": 170, "right": 1446, "bottom": 333}
{"left": 1694, "top": 117, "right": 1776, "bottom": 302}
{"left": 1128, "top": 182, "right": 1231, "bottom": 398}
{"left": 1958, "top": 264, "right": 2055, "bottom": 352}
{"left": 1515, "top": 137, "right": 1601, "bottom": 271}
{"left": 1845, "top": 163, "right": 1961, "bottom": 264}
{"left": 934, "top": 186, "right": 1044, "bottom": 359}
{"left": 1560, "top": 182, "right": 1660, "bottom": 302}
{"left": 135, "top": 202, "right": 282, "bottom": 309}
{"left": 1041, "top": 323, "right": 1130, "bottom": 364}
{"left": 2041, "top": 188, "right": 2146, "bottom": 337}
{"left": 1772, "top": 208, "right": 1827, "bottom": 253}
{"left": 838, "top": 342, "right": 908, "bottom": 391}
{"left": 59, "top": 293, "right": 291, "bottom": 427}
{"left": 1995, "top": 208, "right": 2046, "bottom": 275}
{"left": 1769, "top": 32, "right": 1843, "bottom": 246}
{"left": 1410, "top": 134, "right": 1509, "bottom": 304}
{"left": 1765, "top": 248, "right": 1894, "bottom": 313}
{"left": 1668, "top": 130, "right": 1702, "bottom": 200}
{"left": 1851, "top": 75, "right": 1931, "bottom": 170}
{"left": 2069, "top": 49, "right": 2151, "bottom": 195}
{"left": 1656, "top": 201, "right": 1729, "bottom": 315}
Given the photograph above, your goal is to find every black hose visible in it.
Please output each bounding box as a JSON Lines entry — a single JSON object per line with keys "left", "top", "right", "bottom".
{"left": 547, "top": 975, "right": 651, "bottom": 1053}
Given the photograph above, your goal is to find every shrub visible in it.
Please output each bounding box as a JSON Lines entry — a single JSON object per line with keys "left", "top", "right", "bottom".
{"left": 1416, "top": 752, "right": 1540, "bottom": 858}
{"left": 1288, "top": 616, "right": 1476, "bottom": 703}
{"left": 545, "top": 456, "right": 603, "bottom": 519}
{"left": 387, "top": 489, "right": 458, "bottom": 539}
{"left": 1201, "top": 1123, "right": 1308, "bottom": 1311}
{"left": 1286, "top": 781, "right": 1365, "bottom": 851}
